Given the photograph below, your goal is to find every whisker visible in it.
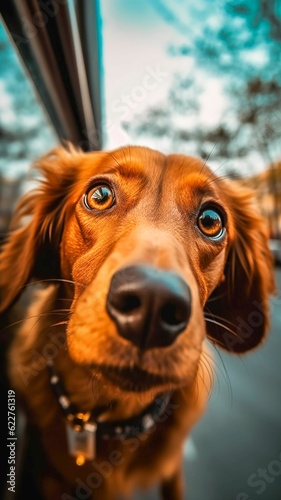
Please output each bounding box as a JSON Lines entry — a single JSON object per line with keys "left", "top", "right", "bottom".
{"left": 0, "top": 310, "right": 72, "bottom": 333}
{"left": 205, "top": 316, "right": 253, "bottom": 351}
{"left": 55, "top": 298, "right": 74, "bottom": 302}
{"left": 204, "top": 311, "right": 237, "bottom": 328}
{"left": 19, "top": 278, "right": 85, "bottom": 291}
{"left": 207, "top": 343, "right": 233, "bottom": 405}
{"left": 205, "top": 291, "right": 228, "bottom": 302}
{"left": 204, "top": 317, "right": 238, "bottom": 337}
{"left": 50, "top": 320, "right": 69, "bottom": 328}
{"left": 204, "top": 169, "right": 232, "bottom": 185}
{"left": 201, "top": 142, "right": 218, "bottom": 170}
{"left": 197, "top": 354, "right": 215, "bottom": 400}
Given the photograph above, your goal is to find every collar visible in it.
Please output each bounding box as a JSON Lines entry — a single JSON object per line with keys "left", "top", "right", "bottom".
{"left": 47, "top": 361, "right": 171, "bottom": 465}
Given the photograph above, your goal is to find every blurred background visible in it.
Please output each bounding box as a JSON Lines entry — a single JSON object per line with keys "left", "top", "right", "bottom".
{"left": 0, "top": 1, "right": 281, "bottom": 499}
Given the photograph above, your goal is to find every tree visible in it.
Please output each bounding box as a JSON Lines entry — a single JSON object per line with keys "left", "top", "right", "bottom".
{"left": 125, "top": 0, "right": 281, "bottom": 168}
{"left": 125, "top": 0, "right": 281, "bottom": 234}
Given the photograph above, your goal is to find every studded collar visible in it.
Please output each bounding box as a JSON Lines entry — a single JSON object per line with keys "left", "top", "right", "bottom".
{"left": 47, "top": 360, "right": 171, "bottom": 464}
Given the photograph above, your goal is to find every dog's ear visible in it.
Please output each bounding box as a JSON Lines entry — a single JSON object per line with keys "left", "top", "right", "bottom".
{"left": 0, "top": 145, "right": 80, "bottom": 313}
{"left": 205, "top": 181, "right": 275, "bottom": 353}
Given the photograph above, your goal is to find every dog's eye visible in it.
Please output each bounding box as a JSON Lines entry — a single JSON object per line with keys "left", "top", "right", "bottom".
{"left": 84, "top": 184, "right": 115, "bottom": 211}
{"left": 197, "top": 208, "right": 225, "bottom": 239}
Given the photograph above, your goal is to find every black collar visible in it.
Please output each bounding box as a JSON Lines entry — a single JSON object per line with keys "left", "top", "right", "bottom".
{"left": 47, "top": 360, "right": 171, "bottom": 440}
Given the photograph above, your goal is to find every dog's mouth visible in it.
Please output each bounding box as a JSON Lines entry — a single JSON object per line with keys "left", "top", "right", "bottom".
{"left": 91, "top": 363, "right": 180, "bottom": 392}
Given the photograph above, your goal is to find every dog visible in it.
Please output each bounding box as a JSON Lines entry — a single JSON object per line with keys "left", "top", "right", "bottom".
{"left": 0, "top": 145, "right": 275, "bottom": 499}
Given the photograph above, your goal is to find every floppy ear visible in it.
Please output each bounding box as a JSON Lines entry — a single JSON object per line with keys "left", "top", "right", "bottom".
{"left": 0, "top": 145, "right": 79, "bottom": 313}
{"left": 205, "top": 181, "right": 275, "bottom": 353}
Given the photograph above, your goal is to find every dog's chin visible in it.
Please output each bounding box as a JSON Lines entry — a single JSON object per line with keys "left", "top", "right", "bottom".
{"left": 90, "top": 363, "right": 180, "bottom": 393}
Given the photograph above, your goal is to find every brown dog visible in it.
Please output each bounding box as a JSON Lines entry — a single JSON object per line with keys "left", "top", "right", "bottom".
{"left": 0, "top": 145, "right": 274, "bottom": 499}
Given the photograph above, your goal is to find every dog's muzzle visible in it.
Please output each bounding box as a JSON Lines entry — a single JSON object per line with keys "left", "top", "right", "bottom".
{"left": 106, "top": 265, "right": 191, "bottom": 349}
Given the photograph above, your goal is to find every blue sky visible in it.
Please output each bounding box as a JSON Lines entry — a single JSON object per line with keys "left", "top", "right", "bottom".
{"left": 0, "top": 0, "right": 279, "bottom": 179}
{"left": 100, "top": 0, "right": 259, "bottom": 173}
{"left": 101, "top": 0, "right": 185, "bottom": 147}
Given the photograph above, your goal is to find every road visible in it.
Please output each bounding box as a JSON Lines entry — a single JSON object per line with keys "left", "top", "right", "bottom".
{"left": 137, "top": 268, "right": 281, "bottom": 500}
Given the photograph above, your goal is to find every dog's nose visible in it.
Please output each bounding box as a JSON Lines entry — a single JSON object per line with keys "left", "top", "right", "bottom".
{"left": 106, "top": 265, "right": 191, "bottom": 349}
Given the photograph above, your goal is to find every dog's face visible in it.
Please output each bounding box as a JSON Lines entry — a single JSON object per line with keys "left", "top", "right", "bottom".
{"left": 0, "top": 146, "right": 275, "bottom": 395}
{"left": 62, "top": 147, "right": 233, "bottom": 393}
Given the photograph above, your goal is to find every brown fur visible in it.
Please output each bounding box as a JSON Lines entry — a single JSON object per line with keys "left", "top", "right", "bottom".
{"left": 0, "top": 145, "right": 275, "bottom": 499}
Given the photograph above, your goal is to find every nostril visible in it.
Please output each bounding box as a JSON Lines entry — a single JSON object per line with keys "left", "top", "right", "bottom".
{"left": 161, "top": 302, "right": 189, "bottom": 326}
{"left": 112, "top": 293, "right": 141, "bottom": 314}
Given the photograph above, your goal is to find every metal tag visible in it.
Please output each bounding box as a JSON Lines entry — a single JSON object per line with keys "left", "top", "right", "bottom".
{"left": 66, "top": 422, "right": 97, "bottom": 461}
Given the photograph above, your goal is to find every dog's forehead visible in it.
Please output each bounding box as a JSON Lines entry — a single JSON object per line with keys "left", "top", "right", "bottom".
{"left": 82, "top": 146, "right": 214, "bottom": 186}
{"left": 110, "top": 147, "right": 217, "bottom": 198}
{"left": 91, "top": 146, "right": 166, "bottom": 178}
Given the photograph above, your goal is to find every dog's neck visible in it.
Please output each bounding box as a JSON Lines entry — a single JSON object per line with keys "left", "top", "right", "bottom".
{"left": 52, "top": 330, "right": 168, "bottom": 423}
{"left": 48, "top": 358, "right": 171, "bottom": 436}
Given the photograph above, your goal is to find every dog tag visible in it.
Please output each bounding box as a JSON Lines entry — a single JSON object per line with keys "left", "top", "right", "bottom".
{"left": 66, "top": 421, "right": 97, "bottom": 463}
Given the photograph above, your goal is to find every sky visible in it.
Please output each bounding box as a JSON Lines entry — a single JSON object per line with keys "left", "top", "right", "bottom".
{"left": 99, "top": 0, "right": 276, "bottom": 175}
{"left": 0, "top": 0, "right": 279, "bottom": 180}
{"left": 101, "top": 0, "right": 228, "bottom": 150}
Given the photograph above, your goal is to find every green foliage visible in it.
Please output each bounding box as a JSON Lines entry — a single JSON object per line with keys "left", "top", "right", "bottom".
{"left": 126, "top": 0, "right": 281, "bottom": 173}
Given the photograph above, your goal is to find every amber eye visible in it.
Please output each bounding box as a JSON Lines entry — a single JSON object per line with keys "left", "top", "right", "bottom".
{"left": 197, "top": 208, "right": 225, "bottom": 239}
{"left": 84, "top": 184, "right": 115, "bottom": 211}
